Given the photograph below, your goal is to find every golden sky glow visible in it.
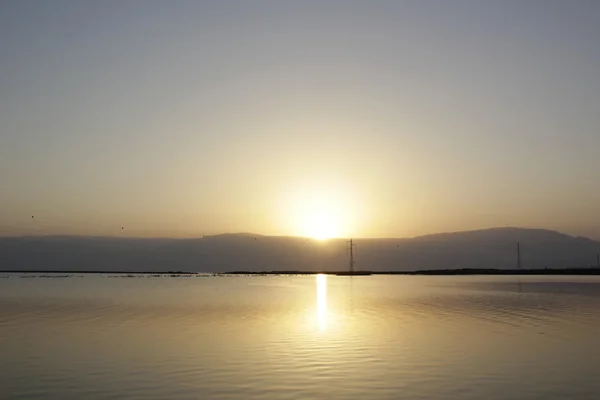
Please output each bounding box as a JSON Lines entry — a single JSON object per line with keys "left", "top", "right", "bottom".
{"left": 280, "top": 181, "right": 361, "bottom": 239}
{"left": 1, "top": 2, "right": 600, "bottom": 240}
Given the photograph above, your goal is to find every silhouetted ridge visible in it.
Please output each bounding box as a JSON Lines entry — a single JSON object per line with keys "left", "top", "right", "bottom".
{"left": 1, "top": 228, "right": 599, "bottom": 273}
{"left": 413, "top": 227, "right": 576, "bottom": 242}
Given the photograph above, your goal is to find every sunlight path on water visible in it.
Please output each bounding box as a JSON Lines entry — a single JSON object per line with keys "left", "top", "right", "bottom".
{"left": 316, "top": 274, "right": 327, "bottom": 331}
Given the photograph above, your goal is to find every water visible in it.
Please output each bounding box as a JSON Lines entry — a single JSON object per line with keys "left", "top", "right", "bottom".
{"left": 1, "top": 274, "right": 599, "bottom": 400}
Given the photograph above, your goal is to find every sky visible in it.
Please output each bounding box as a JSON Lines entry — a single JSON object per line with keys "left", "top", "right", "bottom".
{"left": 1, "top": 0, "right": 600, "bottom": 239}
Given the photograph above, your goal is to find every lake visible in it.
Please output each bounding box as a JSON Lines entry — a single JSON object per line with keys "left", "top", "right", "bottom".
{"left": 1, "top": 274, "right": 599, "bottom": 399}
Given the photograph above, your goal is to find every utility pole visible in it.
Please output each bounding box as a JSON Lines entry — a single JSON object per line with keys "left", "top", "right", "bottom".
{"left": 517, "top": 242, "right": 521, "bottom": 270}
{"left": 348, "top": 239, "right": 355, "bottom": 274}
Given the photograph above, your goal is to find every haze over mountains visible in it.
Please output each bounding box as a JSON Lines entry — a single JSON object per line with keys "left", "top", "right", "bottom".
{"left": 1, "top": 228, "right": 599, "bottom": 273}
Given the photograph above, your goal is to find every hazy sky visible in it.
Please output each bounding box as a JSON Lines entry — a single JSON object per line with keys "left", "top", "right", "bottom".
{"left": 1, "top": 1, "right": 600, "bottom": 239}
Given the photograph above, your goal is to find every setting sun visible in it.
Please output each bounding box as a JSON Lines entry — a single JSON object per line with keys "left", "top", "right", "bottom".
{"left": 280, "top": 183, "right": 357, "bottom": 240}
{"left": 299, "top": 211, "right": 342, "bottom": 240}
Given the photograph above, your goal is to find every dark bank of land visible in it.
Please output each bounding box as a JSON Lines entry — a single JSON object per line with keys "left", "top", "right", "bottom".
{"left": 379, "top": 268, "right": 600, "bottom": 275}
{"left": 3, "top": 228, "right": 600, "bottom": 273}
{"left": 226, "top": 268, "right": 600, "bottom": 275}
{"left": 2, "top": 268, "right": 600, "bottom": 275}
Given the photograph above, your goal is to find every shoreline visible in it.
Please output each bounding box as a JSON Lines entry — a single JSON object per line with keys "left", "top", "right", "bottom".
{"left": 1, "top": 268, "right": 600, "bottom": 275}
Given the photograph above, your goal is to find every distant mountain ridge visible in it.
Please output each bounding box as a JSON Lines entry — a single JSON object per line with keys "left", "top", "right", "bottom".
{"left": 1, "top": 228, "right": 599, "bottom": 272}
{"left": 414, "top": 227, "right": 593, "bottom": 242}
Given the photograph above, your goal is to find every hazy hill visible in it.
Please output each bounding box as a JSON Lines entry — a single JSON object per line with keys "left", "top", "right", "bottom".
{"left": 1, "top": 228, "right": 599, "bottom": 272}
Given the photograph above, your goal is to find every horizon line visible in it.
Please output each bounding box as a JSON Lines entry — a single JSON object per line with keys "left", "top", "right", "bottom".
{"left": 0, "top": 226, "right": 593, "bottom": 241}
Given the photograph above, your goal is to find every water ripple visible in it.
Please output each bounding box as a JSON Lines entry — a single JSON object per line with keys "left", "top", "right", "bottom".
{"left": 1, "top": 275, "right": 600, "bottom": 399}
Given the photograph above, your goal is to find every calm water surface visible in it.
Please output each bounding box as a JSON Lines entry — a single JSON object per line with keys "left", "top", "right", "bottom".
{"left": 1, "top": 274, "right": 599, "bottom": 399}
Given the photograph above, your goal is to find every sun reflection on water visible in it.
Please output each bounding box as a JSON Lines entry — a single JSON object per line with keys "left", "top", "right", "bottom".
{"left": 316, "top": 274, "right": 327, "bottom": 331}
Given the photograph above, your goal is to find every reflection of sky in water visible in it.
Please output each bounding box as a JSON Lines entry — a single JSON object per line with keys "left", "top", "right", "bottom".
{"left": 1, "top": 275, "right": 600, "bottom": 399}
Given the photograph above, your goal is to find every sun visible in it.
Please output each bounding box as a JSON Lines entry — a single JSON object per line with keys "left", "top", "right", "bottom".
{"left": 282, "top": 184, "right": 354, "bottom": 240}
{"left": 301, "top": 212, "right": 341, "bottom": 240}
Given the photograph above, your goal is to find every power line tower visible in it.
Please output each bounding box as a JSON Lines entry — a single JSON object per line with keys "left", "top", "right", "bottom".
{"left": 347, "top": 239, "right": 356, "bottom": 274}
